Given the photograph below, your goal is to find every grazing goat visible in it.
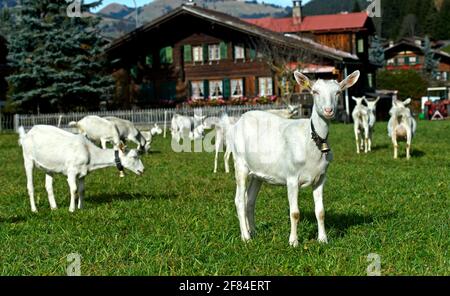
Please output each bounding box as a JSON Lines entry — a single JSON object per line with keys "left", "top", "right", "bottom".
{"left": 364, "top": 97, "right": 380, "bottom": 152}
{"left": 104, "top": 116, "right": 147, "bottom": 152}
{"left": 69, "top": 115, "right": 121, "bottom": 150}
{"left": 266, "top": 105, "right": 299, "bottom": 119}
{"left": 18, "top": 125, "right": 144, "bottom": 213}
{"left": 387, "top": 98, "right": 417, "bottom": 159}
{"left": 141, "top": 123, "right": 163, "bottom": 152}
{"left": 227, "top": 70, "right": 360, "bottom": 246}
{"left": 351, "top": 96, "right": 369, "bottom": 154}
{"left": 171, "top": 114, "right": 205, "bottom": 143}
{"left": 212, "top": 114, "right": 239, "bottom": 173}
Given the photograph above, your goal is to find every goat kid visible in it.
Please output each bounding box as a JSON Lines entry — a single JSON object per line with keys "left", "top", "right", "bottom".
{"left": 364, "top": 96, "right": 380, "bottom": 152}
{"left": 387, "top": 98, "right": 417, "bottom": 159}
{"left": 351, "top": 96, "right": 369, "bottom": 154}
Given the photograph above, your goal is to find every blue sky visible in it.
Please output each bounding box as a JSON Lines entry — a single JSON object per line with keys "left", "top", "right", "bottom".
{"left": 89, "top": 0, "right": 312, "bottom": 12}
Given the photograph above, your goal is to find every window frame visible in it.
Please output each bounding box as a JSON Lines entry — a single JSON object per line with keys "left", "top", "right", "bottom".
{"left": 234, "top": 45, "right": 245, "bottom": 60}
{"left": 209, "top": 80, "right": 223, "bottom": 99}
{"left": 193, "top": 46, "right": 203, "bottom": 62}
{"left": 208, "top": 44, "right": 220, "bottom": 61}
{"left": 231, "top": 78, "right": 244, "bottom": 98}
{"left": 258, "top": 77, "right": 273, "bottom": 97}
{"left": 191, "top": 80, "right": 205, "bottom": 100}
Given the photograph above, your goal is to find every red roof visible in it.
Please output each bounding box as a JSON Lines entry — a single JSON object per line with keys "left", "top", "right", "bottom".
{"left": 244, "top": 12, "right": 369, "bottom": 33}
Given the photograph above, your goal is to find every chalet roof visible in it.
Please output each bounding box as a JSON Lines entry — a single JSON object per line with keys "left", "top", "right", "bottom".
{"left": 106, "top": 5, "right": 358, "bottom": 62}
{"left": 384, "top": 40, "right": 450, "bottom": 63}
{"left": 244, "top": 12, "right": 371, "bottom": 33}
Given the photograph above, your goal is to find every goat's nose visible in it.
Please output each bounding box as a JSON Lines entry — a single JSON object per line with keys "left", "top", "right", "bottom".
{"left": 324, "top": 107, "right": 333, "bottom": 113}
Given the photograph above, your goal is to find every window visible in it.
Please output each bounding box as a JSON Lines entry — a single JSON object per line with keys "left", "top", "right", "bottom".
{"left": 234, "top": 45, "right": 245, "bottom": 59}
{"left": 193, "top": 46, "right": 203, "bottom": 62}
{"left": 397, "top": 57, "right": 405, "bottom": 65}
{"left": 409, "top": 56, "right": 417, "bottom": 65}
{"left": 191, "top": 81, "right": 204, "bottom": 99}
{"left": 258, "top": 77, "right": 273, "bottom": 96}
{"left": 209, "top": 80, "right": 223, "bottom": 99}
{"left": 208, "top": 44, "right": 220, "bottom": 61}
{"left": 387, "top": 58, "right": 395, "bottom": 65}
{"left": 231, "top": 79, "right": 244, "bottom": 98}
{"left": 442, "top": 72, "right": 448, "bottom": 81}
{"left": 357, "top": 38, "right": 364, "bottom": 53}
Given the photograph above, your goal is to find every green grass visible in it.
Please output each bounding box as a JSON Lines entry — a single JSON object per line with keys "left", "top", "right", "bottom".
{"left": 0, "top": 120, "right": 449, "bottom": 275}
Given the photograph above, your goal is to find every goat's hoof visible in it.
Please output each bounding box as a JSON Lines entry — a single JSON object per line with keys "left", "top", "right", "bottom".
{"left": 318, "top": 236, "right": 328, "bottom": 244}
{"left": 289, "top": 239, "right": 299, "bottom": 247}
{"left": 69, "top": 208, "right": 75, "bottom": 213}
{"left": 241, "top": 234, "right": 251, "bottom": 242}
{"left": 31, "top": 209, "right": 38, "bottom": 213}
{"left": 50, "top": 207, "right": 58, "bottom": 211}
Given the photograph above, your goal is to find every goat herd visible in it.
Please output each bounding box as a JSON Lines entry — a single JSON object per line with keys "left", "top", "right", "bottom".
{"left": 16, "top": 70, "right": 418, "bottom": 246}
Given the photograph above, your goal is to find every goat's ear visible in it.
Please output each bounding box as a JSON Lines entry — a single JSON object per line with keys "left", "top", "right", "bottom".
{"left": 294, "top": 71, "right": 312, "bottom": 91}
{"left": 375, "top": 96, "right": 381, "bottom": 104}
{"left": 118, "top": 142, "right": 126, "bottom": 153}
{"left": 351, "top": 96, "right": 357, "bottom": 102}
{"left": 403, "top": 98, "right": 412, "bottom": 106}
{"left": 340, "top": 70, "right": 360, "bottom": 91}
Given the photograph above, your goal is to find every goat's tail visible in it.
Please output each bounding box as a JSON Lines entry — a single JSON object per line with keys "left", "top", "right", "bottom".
{"left": 17, "top": 126, "right": 26, "bottom": 146}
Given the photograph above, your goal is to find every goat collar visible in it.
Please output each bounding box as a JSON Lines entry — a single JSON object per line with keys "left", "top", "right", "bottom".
{"left": 114, "top": 150, "right": 124, "bottom": 172}
{"left": 310, "top": 120, "right": 331, "bottom": 154}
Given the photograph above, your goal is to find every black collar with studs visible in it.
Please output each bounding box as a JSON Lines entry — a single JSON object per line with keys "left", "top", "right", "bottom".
{"left": 114, "top": 150, "right": 124, "bottom": 172}
{"left": 310, "top": 120, "right": 331, "bottom": 154}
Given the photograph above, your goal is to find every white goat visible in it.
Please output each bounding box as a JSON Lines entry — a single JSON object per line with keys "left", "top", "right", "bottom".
{"left": 140, "top": 123, "right": 163, "bottom": 152}
{"left": 18, "top": 125, "right": 144, "bottom": 213}
{"left": 103, "top": 116, "right": 148, "bottom": 152}
{"left": 212, "top": 114, "right": 239, "bottom": 173}
{"left": 171, "top": 114, "right": 205, "bottom": 143}
{"left": 266, "top": 105, "right": 299, "bottom": 119}
{"left": 351, "top": 96, "right": 369, "bottom": 154}
{"left": 227, "top": 70, "right": 360, "bottom": 246}
{"left": 364, "top": 96, "right": 380, "bottom": 152}
{"left": 69, "top": 115, "right": 121, "bottom": 149}
{"left": 387, "top": 98, "right": 417, "bottom": 159}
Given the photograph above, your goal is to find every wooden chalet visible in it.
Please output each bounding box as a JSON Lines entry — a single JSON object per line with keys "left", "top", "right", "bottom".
{"left": 245, "top": 0, "right": 378, "bottom": 95}
{"left": 105, "top": 3, "right": 362, "bottom": 110}
{"left": 384, "top": 38, "right": 450, "bottom": 83}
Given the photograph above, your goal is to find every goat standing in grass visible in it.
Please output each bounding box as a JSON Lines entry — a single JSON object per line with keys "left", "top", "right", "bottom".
{"left": 69, "top": 115, "right": 122, "bottom": 150}
{"left": 351, "top": 96, "right": 369, "bottom": 154}
{"left": 140, "top": 123, "right": 163, "bottom": 152}
{"left": 227, "top": 70, "right": 360, "bottom": 246}
{"left": 18, "top": 125, "right": 144, "bottom": 212}
{"left": 171, "top": 114, "right": 205, "bottom": 143}
{"left": 104, "top": 116, "right": 148, "bottom": 152}
{"left": 212, "top": 114, "right": 239, "bottom": 173}
{"left": 388, "top": 98, "right": 417, "bottom": 159}
{"left": 364, "top": 97, "right": 380, "bottom": 152}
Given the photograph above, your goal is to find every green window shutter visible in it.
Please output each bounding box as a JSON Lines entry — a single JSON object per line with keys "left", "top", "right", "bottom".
{"left": 250, "top": 48, "right": 256, "bottom": 60}
{"left": 220, "top": 42, "right": 227, "bottom": 59}
{"left": 130, "top": 65, "right": 138, "bottom": 80}
{"left": 159, "top": 48, "right": 166, "bottom": 64}
{"left": 188, "top": 81, "right": 192, "bottom": 98}
{"left": 166, "top": 47, "right": 173, "bottom": 64}
{"left": 223, "top": 78, "right": 230, "bottom": 98}
{"left": 184, "top": 45, "right": 192, "bottom": 62}
{"left": 145, "top": 54, "right": 153, "bottom": 66}
{"left": 203, "top": 44, "right": 209, "bottom": 61}
{"left": 203, "top": 80, "right": 209, "bottom": 98}
{"left": 255, "top": 77, "right": 259, "bottom": 97}
{"left": 405, "top": 57, "right": 409, "bottom": 65}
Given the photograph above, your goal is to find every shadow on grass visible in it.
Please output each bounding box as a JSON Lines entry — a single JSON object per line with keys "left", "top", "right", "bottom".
{"left": 87, "top": 191, "right": 178, "bottom": 204}
{"left": 371, "top": 144, "right": 389, "bottom": 151}
{"left": 411, "top": 149, "right": 426, "bottom": 158}
{"left": 301, "top": 211, "right": 396, "bottom": 240}
{"left": 0, "top": 215, "right": 27, "bottom": 224}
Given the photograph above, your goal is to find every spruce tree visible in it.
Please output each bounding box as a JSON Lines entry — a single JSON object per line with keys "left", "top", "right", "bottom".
{"left": 5, "top": 0, "right": 114, "bottom": 113}
{"left": 369, "top": 35, "right": 385, "bottom": 67}
{"left": 423, "top": 36, "right": 439, "bottom": 80}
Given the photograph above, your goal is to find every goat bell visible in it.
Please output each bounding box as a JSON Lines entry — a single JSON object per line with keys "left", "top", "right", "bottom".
{"left": 320, "top": 142, "right": 331, "bottom": 153}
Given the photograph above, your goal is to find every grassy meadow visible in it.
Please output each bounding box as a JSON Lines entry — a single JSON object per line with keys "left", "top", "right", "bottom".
{"left": 0, "top": 120, "right": 448, "bottom": 275}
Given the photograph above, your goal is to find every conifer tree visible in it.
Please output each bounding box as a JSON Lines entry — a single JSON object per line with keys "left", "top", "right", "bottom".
{"left": 5, "top": 0, "right": 114, "bottom": 113}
